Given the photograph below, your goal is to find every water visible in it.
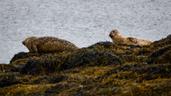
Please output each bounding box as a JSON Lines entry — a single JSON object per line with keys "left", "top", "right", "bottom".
{"left": 0, "top": 0, "right": 171, "bottom": 63}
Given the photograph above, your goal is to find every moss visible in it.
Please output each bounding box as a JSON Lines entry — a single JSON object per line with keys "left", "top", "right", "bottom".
{"left": 0, "top": 84, "right": 55, "bottom": 96}
{"left": 1, "top": 34, "right": 171, "bottom": 95}
{"left": 61, "top": 48, "right": 123, "bottom": 70}
{"left": 87, "top": 41, "right": 141, "bottom": 56}
{"left": 0, "top": 64, "right": 17, "bottom": 72}
{"left": 151, "top": 34, "right": 171, "bottom": 49}
{"left": 10, "top": 52, "right": 40, "bottom": 63}
{"left": 136, "top": 46, "right": 152, "bottom": 56}
{"left": 32, "top": 74, "right": 67, "bottom": 84}
{"left": 20, "top": 48, "right": 122, "bottom": 74}
{"left": 148, "top": 45, "right": 171, "bottom": 64}
{"left": 9, "top": 52, "right": 41, "bottom": 71}
{"left": 120, "top": 79, "right": 171, "bottom": 96}
{"left": 0, "top": 73, "right": 20, "bottom": 87}
{"left": 20, "top": 54, "right": 67, "bottom": 75}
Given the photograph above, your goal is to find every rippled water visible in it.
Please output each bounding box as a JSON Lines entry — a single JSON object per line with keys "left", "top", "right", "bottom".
{"left": 0, "top": 0, "right": 171, "bottom": 63}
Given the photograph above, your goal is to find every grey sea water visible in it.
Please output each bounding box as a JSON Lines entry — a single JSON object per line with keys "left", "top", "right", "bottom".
{"left": 0, "top": 0, "right": 171, "bottom": 63}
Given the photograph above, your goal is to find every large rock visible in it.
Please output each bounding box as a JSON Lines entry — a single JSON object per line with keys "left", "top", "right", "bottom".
{"left": 88, "top": 41, "right": 141, "bottom": 55}
{"left": 20, "top": 53, "right": 69, "bottom": 75}
{"left": 61, "top": 49, "right": 123, "bottom": 70}
{"left": 148, "top": 45, "right": 171, "bottom": 64}
{"left": 151, "top": 34, "right": 171, "bottom": 49}
{"left": 10, "top": 52, "right": 41, "bottom": 70}
{"left": 88, "top": 41, "right": 145, "bottom": 63}
{"left": 21, "top": 48, "right": 122, "bottom": 74}
{"left": 10, "top": 52, "right": 40, "bottom": 63}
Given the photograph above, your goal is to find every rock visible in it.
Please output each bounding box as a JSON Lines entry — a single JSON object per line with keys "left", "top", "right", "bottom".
{"left": 148, "top": 45, "right": 171, "bottom": 64}
{"left": 0, "top": 64, "right": 17, "bottom": 72}
{"left": 151, "top": 34, "right": 171, "bottom": 49}
{"left": 21, "top": 48, "right": 122, "bottom": 74}
{"left": 9, "top": 52, "right": 40, "bottom": 70}
{"left": 0, "top": 73, "right": 20, "bottom": 87}
{"left": 10, "top": 52, "right": 40, "bottom": 63}
{"left": 20, "top": 54, "right": 68, "bottom": 75}
{"left": 88, "top": 41, "right": 116, "bottom": 48}
{"left": 61, "top": 49, "right": 123, "bottom": 70}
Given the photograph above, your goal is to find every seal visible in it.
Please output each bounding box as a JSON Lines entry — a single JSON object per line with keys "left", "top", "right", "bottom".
{"left": 22, "top": 36, "right": 78, "bottom": 53}
{"left": 109, "top": 29, "right": 152, "bottom": 46}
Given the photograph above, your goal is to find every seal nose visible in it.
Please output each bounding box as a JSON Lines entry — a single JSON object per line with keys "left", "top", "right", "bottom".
{"left": 109, "top": 33, "right": 113, "bottom": 38}
{"left": 22, "top": 41, "right": 25, "bottom": 45}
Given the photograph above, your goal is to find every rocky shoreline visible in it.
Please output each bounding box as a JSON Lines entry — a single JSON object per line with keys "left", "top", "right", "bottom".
{"left": 0, "top": 33, "right": 171, "bottom": 96}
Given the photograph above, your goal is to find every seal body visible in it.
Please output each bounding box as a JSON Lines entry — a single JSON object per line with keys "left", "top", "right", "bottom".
{"left": 109, "top": 29, "right": 152, "bottom": 46}
{"left": 22, "top": 36, "right": 78, "bottom": 53}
